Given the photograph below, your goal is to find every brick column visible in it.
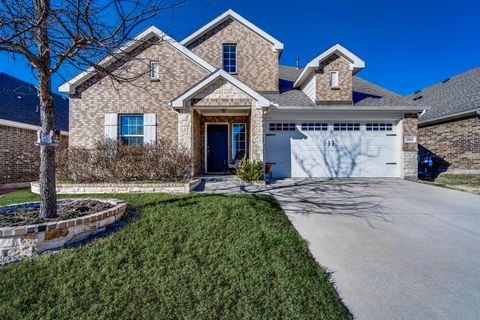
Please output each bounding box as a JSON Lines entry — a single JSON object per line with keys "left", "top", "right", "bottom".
{"left": 402, "top": 113, "right": 418, "bottom": 180}
{"left": 250, "top": 106, "right": 264, "bottom": 161}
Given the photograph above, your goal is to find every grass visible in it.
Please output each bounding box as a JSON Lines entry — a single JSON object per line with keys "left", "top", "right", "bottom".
{"left": 419, "top": 173, "right": 480, "bottom": 194}
{"left": 0, "top": 190, "right": 350, "bottom": 320}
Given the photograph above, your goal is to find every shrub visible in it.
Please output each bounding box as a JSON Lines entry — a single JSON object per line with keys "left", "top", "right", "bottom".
{"left": 237, "top": 160, "right": 264, "bottom": 181}
{"left": 56, "top": 139, "right": 192, "bottom": 183}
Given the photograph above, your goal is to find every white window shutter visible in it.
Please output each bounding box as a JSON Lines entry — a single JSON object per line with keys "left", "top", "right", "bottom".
{"left": 144, "top": 113, "right": 157, "bottom": 144}
{"left": 104, "top": 113, "right": 118, "bottom": 141}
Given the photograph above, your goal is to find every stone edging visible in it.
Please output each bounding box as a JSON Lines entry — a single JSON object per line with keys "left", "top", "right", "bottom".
{"left": 1, "top": 199, "right": 127, "bottom": 265}
{"left": 31, "top": 178, "right": 202, "bottom": 194}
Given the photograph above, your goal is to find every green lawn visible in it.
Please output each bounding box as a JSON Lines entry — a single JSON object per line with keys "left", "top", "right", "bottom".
{"left": 420, "top": 173, "right": 480, "bottom": 194}
{"left": 0, "top": 190, "right": 350, "bottom": 320}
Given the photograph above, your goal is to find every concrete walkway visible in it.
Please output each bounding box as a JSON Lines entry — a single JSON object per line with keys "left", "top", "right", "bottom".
{"left": 196, "top": 177, "right": 480, "bottom": 320}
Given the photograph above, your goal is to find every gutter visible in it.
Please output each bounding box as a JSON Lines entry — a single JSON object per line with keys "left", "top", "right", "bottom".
{"left": 418, "top": 107, "right": 480, "bottom": 126}
{"left": 270, "top": 105, "right": 428, "bottom": 113}
{"left": 0, "top": 118, "right": 69, "bottom": 136}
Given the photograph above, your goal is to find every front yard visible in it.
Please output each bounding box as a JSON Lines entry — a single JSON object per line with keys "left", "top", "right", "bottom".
{"left": 0, "top": 190, "right": 349, "bottom": 319}
{"left": 420, "top": 173, "right": 480, "bottom": 194}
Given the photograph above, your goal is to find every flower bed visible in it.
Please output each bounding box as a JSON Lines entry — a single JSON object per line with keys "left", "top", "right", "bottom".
{"left": 0, "top": 199, "right": 127, "bottom": 265}
{"left": 31, "top": 179, "right": 202, "bottom": 195}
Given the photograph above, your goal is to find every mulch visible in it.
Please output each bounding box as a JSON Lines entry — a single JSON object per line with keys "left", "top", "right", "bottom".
{"left": 0, "top": 200, "right": 114, "bottom": 228}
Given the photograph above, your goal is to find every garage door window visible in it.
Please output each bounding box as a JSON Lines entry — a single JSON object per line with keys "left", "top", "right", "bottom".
{"left": 301, "top": 123, "right": 328, "bottom": 131}
{"left": 269, "top": 123, "right": 296, "bottom": 131}
{"left": 333, "top": 123, "right": 360, "bottom": 131}
{"left": 366, "top": 123, "right": 393, "bottom": 131}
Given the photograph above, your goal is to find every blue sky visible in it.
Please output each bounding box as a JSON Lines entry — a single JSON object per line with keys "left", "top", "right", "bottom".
{"left": 0, "top": 0, "right": 478, "bottom": 95}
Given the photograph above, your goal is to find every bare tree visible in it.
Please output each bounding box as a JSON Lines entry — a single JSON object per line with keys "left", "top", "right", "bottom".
{"left": 0, "top": 0, "right": 185, "bottom": 218}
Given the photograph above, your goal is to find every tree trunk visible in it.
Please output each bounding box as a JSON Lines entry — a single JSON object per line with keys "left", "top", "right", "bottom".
{"left": 35, "top": 0, "right": 57, "bottom": 219}
{"left": 38, "top": 73, "right": 57, "bottom": 219}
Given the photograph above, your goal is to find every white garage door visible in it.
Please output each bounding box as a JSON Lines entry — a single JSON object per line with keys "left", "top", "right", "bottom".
{"left": 265, "top": 122, "right": 399, "bottom": 178}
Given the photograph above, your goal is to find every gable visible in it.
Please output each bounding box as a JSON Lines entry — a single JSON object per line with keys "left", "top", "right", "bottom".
{"left": 59, "top": 26, "right": 215, "bottom": 95}
{"left": 191, "top": 78, "right": 253, "bottom": 107}
{"left": 171, "top": 69, "right": 270, "bottom": 108}
{"left": 181, "top": 9, "right": 283, "bottom": 52}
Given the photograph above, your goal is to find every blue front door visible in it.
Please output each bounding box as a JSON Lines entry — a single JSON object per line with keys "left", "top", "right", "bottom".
{"left": 207, "top": 124, "right": 229, "bottom": 173}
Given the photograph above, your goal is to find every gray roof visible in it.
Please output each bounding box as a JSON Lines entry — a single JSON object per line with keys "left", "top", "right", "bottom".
{"left": 273, "top": 65, "right": 417, "bottom": 107}
{"left": 0, "top": 73, "right": 69, "bottom": 131}
{"left": 407, "top": 67, "right": 480, "bottom": 123}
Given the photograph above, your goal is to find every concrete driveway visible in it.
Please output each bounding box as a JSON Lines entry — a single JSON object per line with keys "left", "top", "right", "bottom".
{"left": 266, "top": 179, "right": 480, "bottom": 320}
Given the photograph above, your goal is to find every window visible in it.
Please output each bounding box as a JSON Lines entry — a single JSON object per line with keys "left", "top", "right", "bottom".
{"left": 333, "top": 123, "right": 360, "bottom": 131}
{"left": 232, "top": 123, "right": 247, "bottom": 160}
{"left": 330, "top": 71, "right": 339, "bottom": 88}
{"left": 366, "top": 123, "right": 393, "bottom": 131}
{"left": 223, "top": 44, "right": 237, "bottom": 73}
{"left": 301, "top": 123, "right": 328, "bottom": 131}
{"left": 119, "top": 115, "right": 144, "bottom": 145}
{"left": 269, "top": 123, "right": 296, "bottom": 131}
{"left": 150, "top": 61, "right": 159, "bottom": 80}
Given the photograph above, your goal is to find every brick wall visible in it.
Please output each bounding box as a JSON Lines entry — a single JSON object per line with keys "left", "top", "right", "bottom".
{"left": 69, "top": 40, "right": 210, "bottom": 148}
{"left": 315, "top": 54, "right": 352, "bottom": 105}
{"left": 0, "top": 125, "right": 68, "bottom": 184}
{"left": 186, "top": 18, "right": 279, "bottom": 93}
{"left": 418, "top": 115, "right": 480, "bottom": 170}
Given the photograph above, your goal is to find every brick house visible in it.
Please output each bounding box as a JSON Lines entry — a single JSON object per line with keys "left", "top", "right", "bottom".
{"left": 59, "top": 9, "right": 426, "bottom": 179}
{"left": 410, "top": 67, "right": 480, "bottom": 173}
{"left": 0, "top": 73, "right": 69, "bottom": 186}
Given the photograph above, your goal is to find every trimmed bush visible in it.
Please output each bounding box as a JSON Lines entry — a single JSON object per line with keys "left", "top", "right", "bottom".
{"left": 56, "top": 139, "right": 191, "bottom": 183}
{"left": 237, "top": 160, "right": 264, "bottom": 181}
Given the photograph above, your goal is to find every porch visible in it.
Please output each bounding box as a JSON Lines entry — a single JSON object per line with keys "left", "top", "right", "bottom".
{"left": 171, "top": 70, "right": 269, "bottom": 176}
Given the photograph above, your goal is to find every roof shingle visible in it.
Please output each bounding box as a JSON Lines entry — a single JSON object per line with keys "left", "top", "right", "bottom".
{"left": 407, "top": 67, "right": 480, "bottom": 123}
{"left": 274, "top": 65, "right": 417, "bottom": 107}
{"left": 0, "top": 73, "right": 69, "bottom": 131}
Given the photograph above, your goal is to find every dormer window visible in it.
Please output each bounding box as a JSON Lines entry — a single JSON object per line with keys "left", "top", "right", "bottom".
{"left": 223, "top": 44, "right": 237, "bottom": 73}
{"left": 150, "top": 61, "right": 160, "bottom": 80}
{"left": 330, "top": 71, "right": 339, "bottom": 88}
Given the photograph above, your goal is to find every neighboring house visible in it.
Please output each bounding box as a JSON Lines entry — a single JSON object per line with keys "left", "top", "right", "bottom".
{"left": 59, "top": 9, "right": 426, "bottom": 179}
{"left": 0, "top": 73, "right": 69, "bottom": 186}
{"left": 410, "top": 67, "right": 480, "bottom": 173}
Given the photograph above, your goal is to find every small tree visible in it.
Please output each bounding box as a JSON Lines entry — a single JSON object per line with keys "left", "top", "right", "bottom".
{"left": 0, "top": 0, "right": 184, "bottom": 218}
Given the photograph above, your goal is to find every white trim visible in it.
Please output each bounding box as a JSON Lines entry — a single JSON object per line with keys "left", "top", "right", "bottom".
{"left": 293, "top": 44, "right": 365, "bottom": 88}
{"left": 181, "top": 9, "right": 284, "bottom": 51}
{"left": 418, "top": 108, "right": 480, "bottom": 125}
{"left": 171, "top": 69, "right": 270, "bottom": 108}
{"left": 204, "top": 122, "right": 230, "bottom": 174}
{"left": 269, "top": 105, "right": 427, "bottom": 113}
{"left": 58, "top": 26, "right": 216, "bottom": 94}
{"left": 0, "top": 118, "right": 69, "bottom": 135}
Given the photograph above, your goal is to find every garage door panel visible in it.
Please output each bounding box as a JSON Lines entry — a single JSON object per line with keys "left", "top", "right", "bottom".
{"left": 265, "top": 121, "right": 399, "bottom": 178}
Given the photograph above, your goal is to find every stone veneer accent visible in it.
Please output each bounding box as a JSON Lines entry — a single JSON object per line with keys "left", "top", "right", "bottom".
{"left": 0, "top": 199, "right": 126, "bottom": 265}
{"left": 418, "top": 115, "right": 480, "bottom": 171}
{"left": 31, "top": 179, "right": 202, "bottom": 194}
{"left": 69, "top": 40, "right": 210, "bottom": 148}
{"left": 402, "top": 113, "right": 419, "bottom": 179}
{"left": 0, "top": 125, "right": 68, "bottom": 184}
{"left": 315, "top": 54, "right": 353, "bottom": 105}
{"left": 186, "top": 18, "right": 279, "bottom": 93}
{"left": 190, "top": 78, "right": 254, "bottom": 107}
{"left": 250, "top": 107, "right": 264, "bottom": 161}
